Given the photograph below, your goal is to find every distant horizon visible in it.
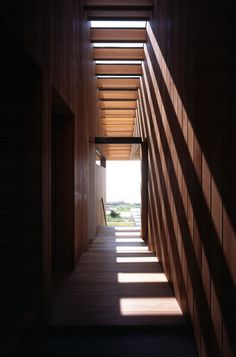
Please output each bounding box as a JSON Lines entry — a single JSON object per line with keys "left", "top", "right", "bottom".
{"left": 107, "top": 201, "right": 140, "bottom": 205}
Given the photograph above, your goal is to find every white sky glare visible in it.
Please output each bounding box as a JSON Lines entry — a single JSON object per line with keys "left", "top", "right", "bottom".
{"left": 91, "top": 21, "right": 146, "bottom": 28}
{"left": 106, "top": 160, "right": 141, "bottom": 203}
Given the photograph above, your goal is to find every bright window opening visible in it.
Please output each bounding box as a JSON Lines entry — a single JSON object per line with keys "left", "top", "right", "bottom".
{"left": 106, "top": 160, "right": 141, "bottom": 227}
{"left": 97, "top": 75, "right": 141, "bottom": 78}
{"left": 96, "top": 60, "right": 142, "bottom": 64}
{"left": 91, "top": 21, "right": 147, "bottom": 28}
{"left": 93, "top": 43, "right": 144, "bottom": 48}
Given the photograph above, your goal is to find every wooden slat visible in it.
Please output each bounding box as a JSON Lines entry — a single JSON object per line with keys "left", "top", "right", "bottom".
{"left": 101, "top": 109, "right": 136, "bottom": 117}
{"left": 105, "top": 149, "right": 131, "bottom": 154}
{"left": 93, "top": 48, "right": 144, "bottom": 60}
{"left": 85, "top": 0, "right": 153, "bottom": 7}
{"left": 96, "top": 64, "right": 142, "bottom": 75}
{"left": 91, "top": 29, "right": 146, "bottom": 43}
{"left": 107, "top": 152, "right": 130, "bottom": 155}
{"left": 99, "top": 90, "right": 138, "bottom": 100}
{"left": 95, "top": 137, "right": 142, "bottom": 144}
{"left": 103, "top": 148, "right": 131, "bottom": 152}
{"left": 103, "top": 129, "right": 133, "bottom": 133}
{"left": 97, "top": 78, "right": 140, "bottom": 90}
{"left": 104, "top": 144, "right": 131, "bottom": 147}
{"left": 100, "top": 101, "right": 137, "bottom": 109}
{"left": 87, "top": 10, "right": 151, "bottom": 20}
{"left": 105, "top": 155, "right": 131, "bottom": 159}
{"left": 102, "top": 118, "right": 135, "bottom": 124}
{"left": 102, "top": 124, "right": 134, "bottom": 131}
{"left": 103, "top": 130, "right": 133, "bottom": 134}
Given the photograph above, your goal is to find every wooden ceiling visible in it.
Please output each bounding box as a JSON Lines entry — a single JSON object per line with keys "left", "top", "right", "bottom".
{"left": 85, "top": 0, "right": 153, "bottom": 21}
{"left": 89, "top": 4, "right": 152, "bottom": 159}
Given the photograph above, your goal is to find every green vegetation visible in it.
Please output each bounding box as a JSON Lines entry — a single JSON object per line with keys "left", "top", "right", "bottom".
{"left": 106, "top": 202, "right": 140, "bottom": 227}
{"left": 109, "top": 210, "right": 121, "bottom": 218}
{"left": 107, "top": 202, "right": 140, "bottom": 212}
{"left": 107, "top": 222, "right": 134, "bottom": 227}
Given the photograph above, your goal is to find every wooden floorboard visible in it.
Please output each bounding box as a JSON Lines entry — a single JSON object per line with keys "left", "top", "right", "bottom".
{"left": 51, "top": 226, "right": 186, "bottom": 326}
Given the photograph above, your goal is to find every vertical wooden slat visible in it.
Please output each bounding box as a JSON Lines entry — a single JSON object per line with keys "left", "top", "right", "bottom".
{"left": 141, "top": 142, "right": 148, "bottom": 242}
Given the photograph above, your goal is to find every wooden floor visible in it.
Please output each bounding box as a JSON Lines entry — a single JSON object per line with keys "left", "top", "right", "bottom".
{"left": 51, "top": 226, "right": 186, "bottom": 326}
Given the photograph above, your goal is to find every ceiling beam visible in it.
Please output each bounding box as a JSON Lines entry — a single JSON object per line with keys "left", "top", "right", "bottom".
{"left": 93, "top": 48, "right": 144, "bottom": 60}
{"left": 101, "top": 118, "right": 135, "bottom": 123}
{"left": 99, "top": 90, "right": 138, "bottom": 100}
{"left": 95, "top": 137, "right": 142, "bottom": 144}
{"left": 87, "top": 9, "right": 151, "bottom": 20}
{"left": 96, "top": 64, "right": 142, "bottom": 75}
{"left": 85, "top": 0, "right": 153, "bottom": 8}
{"left": 91, "top": 28, "right": 146, "bottom": 43}
{"left": 97, "top": 78, "right": 140, "bottom": 90}
{"left": 100, "top": 101, "right": 137, "bottom": 109}
{"left": 101, "top": 109, "right": 136, "bottom": 117}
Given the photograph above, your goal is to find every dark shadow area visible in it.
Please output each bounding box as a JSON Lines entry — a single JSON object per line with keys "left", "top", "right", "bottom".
{"left": 0, "top": 27, "right": 42, "bottom": 354}
{"left": 52, "top": 89, "right": 75, "bottom": 271}
{"left": 142, "top": 59, "right": 220, "bottom": 355}
{"left": 144, "top": 41, "right": 235, "bottom": 354}
{"left": 149, "top": 2, "right": 236, "bottom": 236}
{"left": 13, "top": 324, "right": 198, "bottom": 357}
{"left": 13, "top": 226, "right": 197, "bottom": 356}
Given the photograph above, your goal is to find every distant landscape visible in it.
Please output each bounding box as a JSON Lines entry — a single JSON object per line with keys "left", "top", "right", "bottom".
{"left": 106, "top": 202, "right": 140, "bottom": 226}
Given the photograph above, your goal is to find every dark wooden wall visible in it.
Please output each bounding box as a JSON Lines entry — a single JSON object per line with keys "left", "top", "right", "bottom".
{"left": 0, "top": 0, "right": 100, "bottom": 351}
{"left": 0, "top": 27, "right": 42, "bottom": 350}
{"left": 52, "top": 91, "right": 75, "bottom": 271}
{"left": 138, "top": 1, "right": 235, "bottom": 356}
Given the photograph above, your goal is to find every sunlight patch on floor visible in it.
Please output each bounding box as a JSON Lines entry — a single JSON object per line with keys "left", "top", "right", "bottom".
{"left": 116, "top": 256, "right": 158, "bottom": 263}
{"left": 115, "top": 238, "right": 143, "bottom": 243}
{"left": 119, "top": 298, "right": 183, "bottom": 316}
{"left": 116, "top": 246, "right": 149, "bottom": 253}
{"left": 117, "top": 272, "right": 167, "bottom": 283}
{"left": 115, "top": 232, "right": 141, "bottom": 237}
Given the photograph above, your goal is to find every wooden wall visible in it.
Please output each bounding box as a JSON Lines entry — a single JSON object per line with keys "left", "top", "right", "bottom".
{"left": 0, "top": 0, "right": 101, "bottom": 350}
{"left": 0, "top": 27, "right": 42, "bottom": 352}
{"left": 138, "top": 1, "right": 235, "bottom": 356}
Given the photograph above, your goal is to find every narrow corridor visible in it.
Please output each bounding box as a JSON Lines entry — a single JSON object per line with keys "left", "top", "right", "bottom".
{"left": 14, "top": 227, "right": 198, "bottom": 356}
{"left": 52, "top": 226, "right": 185, "bottom": 326}
{"left": 2, "top": 1, "right": 234, "bottom": 356}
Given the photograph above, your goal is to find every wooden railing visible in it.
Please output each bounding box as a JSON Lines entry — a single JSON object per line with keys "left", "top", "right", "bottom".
{"left": 101, "top": 198, "right": 107, "bottom": 226}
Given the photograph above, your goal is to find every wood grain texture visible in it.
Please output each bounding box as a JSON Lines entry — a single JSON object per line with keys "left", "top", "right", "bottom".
{"left": 84, "top": 0, "right": 153, "bottom": 8}
{"left": 97, "top": 78, "right": 140, "bottom": 90}
{"left": 99, "top": 90, "right": 138, "bottom": 100}
{"left": 96, "top": 64, "right": 142, "bottom": 75}
{"left": 91, "top": 29, "right": 146, "bottom": 43}
{"left": 87, "top": 9, "right": 151, "bottom": 20}
{"left": 101, "top": 109, "right": 136, "bottom": 117}
{"left": 100, "top": 101, "right": 137, "bottom": 109}
{"left": 94, "top": 48, "right": 144, "bottom": 60}
{"left": 52, "top": 226, "right": 185, "bottom": 326}
{"left": 140, "top": 2, "right": 235, "bottom": 356}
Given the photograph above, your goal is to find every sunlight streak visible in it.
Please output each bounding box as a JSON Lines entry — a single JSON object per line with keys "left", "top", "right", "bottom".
{"left": 117, "top": 273, "right": 167, "bottom": 283}
{"left": 116, "top": 246, "right": 149, "bottom": 253}
{"left": 116, "top": 256, "right": 158, "bottom": 263}
{"left": 115, "top": 232, "right": 141, "bottom": 237}
{"left": 146, "top": 22, "right": 236, "bottom": 245}
{"left": 115, "top": 238, "right": 143, "bottom": 243}
{"left": 119, "top": 298, "right": 183, "bottom": 316}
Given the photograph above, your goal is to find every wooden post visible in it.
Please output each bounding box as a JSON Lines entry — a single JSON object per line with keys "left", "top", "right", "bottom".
{"left": 141, "top": 141, "right": 148, "bottom": 242}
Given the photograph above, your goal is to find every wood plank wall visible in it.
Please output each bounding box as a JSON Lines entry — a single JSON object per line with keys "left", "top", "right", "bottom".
{"left": 0, "top": 0, "right": 101, "bottom": 349}
{"left": 0, "top": 27, "right": 42, "bottom": 351}
{"left": 137, "top": 2, "right": 235, "bottom": 356}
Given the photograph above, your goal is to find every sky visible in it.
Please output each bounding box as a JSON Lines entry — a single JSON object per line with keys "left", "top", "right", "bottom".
{"left": 106, "top": 160, "right": 141, "bottom": 203}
